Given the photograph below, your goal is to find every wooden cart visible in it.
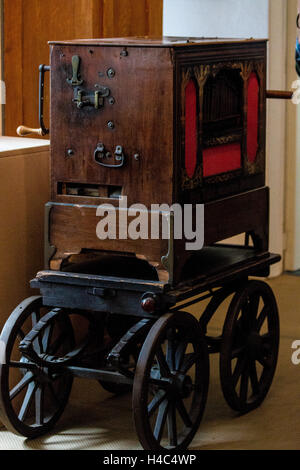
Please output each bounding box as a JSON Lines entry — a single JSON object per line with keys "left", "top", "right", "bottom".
{"left": 0, "top": 244, "right": 280, "bottom": 450}
{"left": 0, "top": 36, "right": 289, "bottom": 450}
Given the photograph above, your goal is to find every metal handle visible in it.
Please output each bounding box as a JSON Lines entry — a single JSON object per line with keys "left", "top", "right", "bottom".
{"left": 266, "top": 90, "right": 293, "bottom": 100}
{"left": 17, "top": 64, "right": 50, "bottom": 137}
{"left": 17, "top": 126, "right": 46, "bottom": 137}
{"left": 94, "top": 144, "right": 125, "bottom": 168}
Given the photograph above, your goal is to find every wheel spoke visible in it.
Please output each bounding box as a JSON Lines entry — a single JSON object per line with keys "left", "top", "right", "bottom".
{"left": 232, "top": 355, "right": 247, "bottom": 387}
{"left": 241, "top": 303, "right": 251, "bottom": 332}
{"left": 35, "top": 386, "right": 45, "bottom": 426}
{"left": 257, "top": 355, "right": 272, "bottom": 369}
{"left": 256, "top": 306, "right": 268, "bottom": 332}
{"left": 181, "top": 353, "right": 198, "bottom": 374}
{"left": 148, "top": 390, "right": 167, "bottom": 417}
{"left": 249, "top": 361, "right": 260, "bottom": 396}
{"left": 167, "top": 402, "right": 178, "bottom": 447}
{"left": 48, "top": 383, "right": 61, "bottom": 407}
{"left": 10, "top": 372, "right": 34, "bottom": 400}
{"left": 166, "top": 333, "right": 176, "bottom": 372}
{"left": 32, "top": 311, "right": 40, "bottom": 327}
{"left": 249, "top": 294, "right": 260, "bottom": 327}
{"left": 240, "top": 367, "right": 249, "bottom": 403}
{"left": 156, "top": 347, "right": 171, "bottom": 378}
{"left": 154, "top": 399, "right": 169, "bottom": 443}
{"left": 8, "top": 361, "right": 36, "bottom": 371}
{"left": 175, "top": 340, "right": 188, "bottom": 371}
{"left": 42, "top": 323, "right": 54, "bottom": 353}
{"left": 176, "top": 398, "right": 192, "bottom": 427}
{"left": 18, "top": 382, "right": 37, "bottom": 422}
{"left": 48, "top": 331, "right": 67, "bottom": 355}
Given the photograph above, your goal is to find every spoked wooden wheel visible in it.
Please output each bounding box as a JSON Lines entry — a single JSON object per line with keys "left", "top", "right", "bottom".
{"left": 220, "top": 280, "right": 280, "bottom": 413}
{"left": 133, "top": 312, "right": 209, "bottom": 451}
{"left": 0, "top": 296, "right": 74, "bottom": 438}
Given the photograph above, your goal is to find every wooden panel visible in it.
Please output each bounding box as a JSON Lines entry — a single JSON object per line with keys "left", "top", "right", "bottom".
{"left": 102, "top": 0, "right": 163, "bottom": 38}
{"left": 49, "top": 204, "right": 169, "bottom": 273}
{"left": 0, "top": 141, "right": 50, "bottom": 328}
{"left": 50, "top": 44, "right": 174, "bottom": 208}
{"left": 3, "top": 0, "right": 163, "bottom": 137}
{"left": 3, "top": 0, "right": 23, "bottom": 137}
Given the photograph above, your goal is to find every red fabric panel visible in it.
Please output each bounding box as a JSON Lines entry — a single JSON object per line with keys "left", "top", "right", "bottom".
{"left": 185, "top": 79, "right": 197, "bottom": 178}
{"left": 203, "top": 143, "right": 242, "bottom": 178}
{"left": 247, "top": 72, "right": 259, "bottom": 162}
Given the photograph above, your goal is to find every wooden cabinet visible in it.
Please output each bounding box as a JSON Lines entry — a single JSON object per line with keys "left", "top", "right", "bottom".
{"left": 47, "top": 37, "right": 269, "bottom": 285}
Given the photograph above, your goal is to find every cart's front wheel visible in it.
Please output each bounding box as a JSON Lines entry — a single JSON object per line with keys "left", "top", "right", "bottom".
{"left": 220, "top": 280, "right": 279, "bottom": 413}
{"left": 133, "top": 312, "right": 209, "bottom": 451}
{"left": 0, "top": 296, "right": 74, "bottom": 438}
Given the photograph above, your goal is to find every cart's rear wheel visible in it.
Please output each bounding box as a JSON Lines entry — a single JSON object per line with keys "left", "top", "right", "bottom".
{"left": 133, "top": 312, "right": 209, "bottom": 451}
{"left": 220, "top": 280, "right": 279, "bottom": 413}
{"left": 0, "top": 296, "right": 74, "bottom": 438}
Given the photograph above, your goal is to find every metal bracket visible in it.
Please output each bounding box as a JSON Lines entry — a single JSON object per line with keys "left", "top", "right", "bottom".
{"left": 161, "top": 212, "right": 175, "bottom": 285}
{"left": 107, "top": 318, "right": 153, "bottom": 378}
{"left": 44, "top": 203, "right": 56, "bottom": 269}
{"left": 19, "top": 309, "right": 99, "bottom": 368}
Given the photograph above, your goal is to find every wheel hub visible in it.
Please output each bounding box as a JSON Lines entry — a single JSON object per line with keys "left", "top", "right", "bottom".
{"left": 171, "top": 373, "right": 193, "bottom": 399}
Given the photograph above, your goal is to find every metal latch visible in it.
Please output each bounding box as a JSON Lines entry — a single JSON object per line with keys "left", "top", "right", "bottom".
{"left": 87, "top": 287, "right": 117, "bottom": 298}
{"left": 67, "top": 55, "right": 110, "bottom": 109}
{"left": 67, "top": 56, "right": 84, "bottom": 86}
{"left": 73, "top": 86, "right": 110, "bottom": 109}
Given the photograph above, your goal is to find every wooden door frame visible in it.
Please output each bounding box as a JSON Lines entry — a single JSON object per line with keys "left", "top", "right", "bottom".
{"left": 267, "top": 0, "right": 288, "bottom": 276}
{"left": 285, "top": 0, "right": 300, "bottom": 271}
{"left": 0, "top": 0, "right": 3, "bottom": 135}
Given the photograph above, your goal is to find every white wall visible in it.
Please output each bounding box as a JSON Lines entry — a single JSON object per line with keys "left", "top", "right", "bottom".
{"left": 163, "top": 0, "right": 269, "bottom": 38}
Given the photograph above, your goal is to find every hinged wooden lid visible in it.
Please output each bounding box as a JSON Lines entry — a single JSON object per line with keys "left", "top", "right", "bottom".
{"left": 49, "top": 36, "right": 267, "bottom": 47}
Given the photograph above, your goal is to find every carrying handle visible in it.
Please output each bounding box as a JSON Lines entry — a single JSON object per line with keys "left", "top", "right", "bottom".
{"left": 266, "top": 90, "right": 293, "bottom": 100}
{"left": 17, "top": 64, "right": 50, "bottom": 137}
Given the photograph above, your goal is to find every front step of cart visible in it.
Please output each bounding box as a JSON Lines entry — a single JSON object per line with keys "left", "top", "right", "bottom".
{"left": 30, "top": 271, "right": 174, "bottom": 318}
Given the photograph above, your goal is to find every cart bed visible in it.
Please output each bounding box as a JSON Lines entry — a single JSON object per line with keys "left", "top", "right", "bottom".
{"left": 31, "top": 246, "right": 281, "bottom": 316}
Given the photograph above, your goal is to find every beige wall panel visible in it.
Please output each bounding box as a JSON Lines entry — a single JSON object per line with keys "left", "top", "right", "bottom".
{"left": 0, "top": 139, "right": 50, "bottom": 328}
